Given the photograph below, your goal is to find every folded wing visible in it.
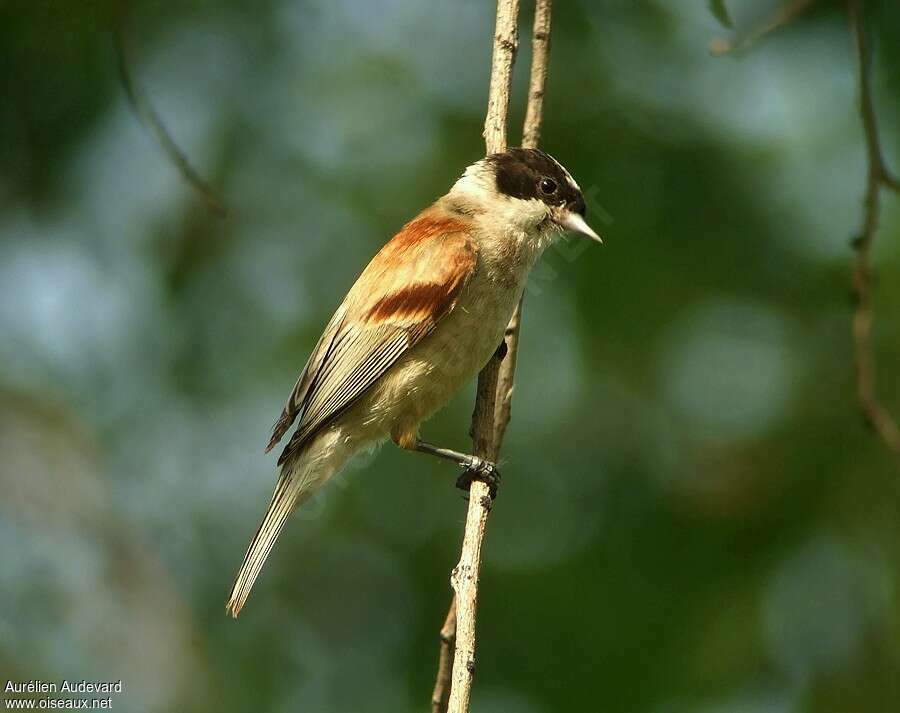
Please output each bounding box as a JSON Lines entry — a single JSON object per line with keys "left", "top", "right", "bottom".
{"left": 266, "top": 211, "right": 478, "bottom": 465}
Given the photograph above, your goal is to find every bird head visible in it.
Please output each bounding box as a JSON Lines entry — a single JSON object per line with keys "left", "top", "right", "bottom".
{"left": 450, "top": 147, "right": 601, "bottom": 243}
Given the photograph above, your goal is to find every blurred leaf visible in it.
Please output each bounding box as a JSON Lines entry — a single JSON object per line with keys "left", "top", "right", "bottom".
{"left": 708, "top": 0, "right": 734, "bottom": 29}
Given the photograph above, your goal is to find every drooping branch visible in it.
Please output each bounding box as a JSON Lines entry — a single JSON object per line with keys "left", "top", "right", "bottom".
{"left": 432, "top": 2, "right": 555, "bottom": 712}
{"left": 847, "top": 0, "right": 900, "bottom": 458}
{"left": 708, "top": 0, "right": 814, "bottom": 56}
{"left": 113, "top": 3, "right": 227, "bottom": 217}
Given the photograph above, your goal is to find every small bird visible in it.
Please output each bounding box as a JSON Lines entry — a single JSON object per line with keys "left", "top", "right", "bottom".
{"left": 226, "top": 148, "right": 599, "bottom": 617}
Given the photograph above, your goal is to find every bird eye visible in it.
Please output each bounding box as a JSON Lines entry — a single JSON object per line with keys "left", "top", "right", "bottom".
{"left": 539, "top": 177, "right": 558, "bottom": 195}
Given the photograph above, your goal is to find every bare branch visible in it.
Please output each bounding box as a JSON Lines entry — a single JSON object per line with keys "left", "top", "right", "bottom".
{"left": 433, "top": 2, "right": 555, "bottom": 712}
{"left": 494, "top": 307, "right": 523, "bottom": 446}
{"left": 709, "top": 0, "right": 814, "bottom": 56}
{"left": 521, "top": 0, "right": 553, "bottom": 151}
{"left": 495, "top": 0, "right": 553, "bottom": 444}
{"left": 847, "top": 0, "right": 900, "bottom": 458}
{"left": 443, "top": 2, "right": 521, "bottom": 712}
{"left": 444, "top": 0, "right": 521, "bottom": 703}
{"left": 430, "top": 598, "right": 457, "bottom": 713}
{"left": 113, "top": 5, "right": 227, "bottom": 217}
{"left": 482, "top": 0, "right": 521, "bottom": 156}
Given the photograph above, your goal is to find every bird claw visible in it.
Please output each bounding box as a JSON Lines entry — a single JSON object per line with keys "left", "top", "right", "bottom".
{"left": 456, "top": 457, "right": 501, "bottom": 500}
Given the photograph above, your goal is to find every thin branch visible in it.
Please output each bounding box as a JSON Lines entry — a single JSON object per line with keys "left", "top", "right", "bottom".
{"left": 433, "top": 2, "right": 556, "bottom": 712}
{"left": 445, "top": 2, "right": 520, "bottom": 712}
{"left": 482, "top": 0, "right": 521, "bottom": 156}
{"left": 495, "top": 0, "right": 552, "bottom": 444}
{"left": 447, "top": 359, "right": 502, "bottom": 713}
{"left": 113, "top": 4, "right": 227, "bottom": 217}
{"left": 709, "top": 0, "right": 814, "bottom": 56}
{"left": 430, "top": 598, "right": 457, "bottom": 713}
{"left": 433, "top": 0, "right": 519, "bottom": 688}
{"left": 494, "top": 309, "right": 523, "bottom": 446}
{"left": 521, "top": 0, "right": 553, "bottom": 151}
{"left": 847, "top": 0, "right": 900, "bottom": 458}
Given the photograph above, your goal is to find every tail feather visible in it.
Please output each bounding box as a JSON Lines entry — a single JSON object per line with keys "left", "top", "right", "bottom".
{"left": 226, "top": 470, "right": 301, "bottom": 617}
{"left": 227, "top": 428, "right": 354, "bottom": 618}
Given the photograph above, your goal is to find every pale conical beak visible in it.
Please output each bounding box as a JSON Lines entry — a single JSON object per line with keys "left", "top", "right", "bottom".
{"left": 557, "top": 210, "right": 602, "bottom": 243}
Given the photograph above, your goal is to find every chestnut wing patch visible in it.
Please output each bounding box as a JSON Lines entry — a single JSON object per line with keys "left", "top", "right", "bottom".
{"left": 272, "top": 217, "right": 477, "bottom": 465}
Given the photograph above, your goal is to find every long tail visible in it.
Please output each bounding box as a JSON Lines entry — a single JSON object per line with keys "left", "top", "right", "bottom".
{"left": 226, "top": 433, "right": 346, "bottom": 617}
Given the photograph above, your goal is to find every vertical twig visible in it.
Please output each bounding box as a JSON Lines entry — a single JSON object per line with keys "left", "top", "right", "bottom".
{"left": 432, "top": 2, "right": 555, "bottom": 712}
{"left": 521, "top": 0, "right": 553, "bottom": 151}
{"left": 430, "top": 598, "right": 457, "bottom": 713}
{"left": 432, "top": 0, "right": 521, "bottom": 698}
{"left": 445, "top": 3, "right": 519, "bottom": 707}
{"left": 482, "top": 0, "right": 521, "bottom": 156}
{"left": 847, "top": 0, "right": 900, "bottom": 458}
{"left": 495, "top": 0, "right": 552, "bottom": 445}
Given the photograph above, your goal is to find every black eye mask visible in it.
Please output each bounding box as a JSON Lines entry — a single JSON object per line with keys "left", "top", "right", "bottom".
{"left": 488, "top": 148, "right": 584, "bottom": 214}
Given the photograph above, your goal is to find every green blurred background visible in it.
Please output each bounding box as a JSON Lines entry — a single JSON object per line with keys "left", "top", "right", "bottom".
{"left": 2, "top": 1, "right": 900, "bottom": 711}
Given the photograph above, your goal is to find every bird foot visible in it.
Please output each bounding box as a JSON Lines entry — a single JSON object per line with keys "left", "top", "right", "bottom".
{"left": 456, "top": 457, "right": 501, "bottom": 500}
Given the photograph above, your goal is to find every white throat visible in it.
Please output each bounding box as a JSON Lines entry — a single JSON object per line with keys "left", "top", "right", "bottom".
{"left": 449, "top": 159, "right": 554, "bottom": 237}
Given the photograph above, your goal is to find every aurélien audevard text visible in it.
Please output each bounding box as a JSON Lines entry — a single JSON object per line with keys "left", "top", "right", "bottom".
{"left": 5, "top": 681, "right": 124, "bottom": 694}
